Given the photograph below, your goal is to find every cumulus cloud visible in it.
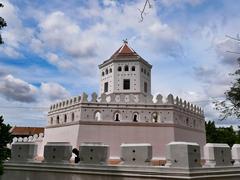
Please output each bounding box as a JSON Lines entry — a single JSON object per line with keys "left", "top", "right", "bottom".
{"left": 215, "top": 38, "right": 240, "bottom": 66}
{"left": 0, "top": 0, "right": 33, "bottom": 58}
{"left": 40, "top": 82, "right": 70, "bottom": 101}
{"left": 0, "top": 75, "right": 37, "bottom": 102}
{"left": 36, "top": 11, "right": 98, "bottom": 69}
{"left": 0, "top": 74, "right": 70, "bottom": 104}
{"left": 194, "top": 66, "right": 232, "bottom": 85}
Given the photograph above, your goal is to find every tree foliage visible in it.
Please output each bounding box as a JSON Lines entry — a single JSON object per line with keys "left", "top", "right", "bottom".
{"left": 0, "top": 3, "right": 7, "bottom": 44}
{"left": 205, "top": 121, "right": 240, "bottom": 147}
{"left": 215, "top": 58, "right": 240, "bottom": 120}
{"left": 0, "top": 116, "right": 12, "bottom": 175}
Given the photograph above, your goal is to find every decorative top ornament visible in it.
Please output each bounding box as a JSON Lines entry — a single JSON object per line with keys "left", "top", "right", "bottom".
{"left": 123, "top": 39, "right": 128, "bottom": 44}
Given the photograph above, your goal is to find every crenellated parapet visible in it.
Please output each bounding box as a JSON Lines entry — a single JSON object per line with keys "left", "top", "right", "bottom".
{"left": 49, "top": 92, "right": 203, "bottom": 116}
{"left": 173, "top": 95, "right": 204, "bottom": 115}
{"left": 49, "top": 92, "right": 99, "bottom": 112}
{"left": 47, "top": 92, "right": 204, "bottom": 129}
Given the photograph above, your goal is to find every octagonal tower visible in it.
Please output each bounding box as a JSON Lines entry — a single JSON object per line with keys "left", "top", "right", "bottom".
{"left": 99, "top": 41, "right": 152, "bottom": 97}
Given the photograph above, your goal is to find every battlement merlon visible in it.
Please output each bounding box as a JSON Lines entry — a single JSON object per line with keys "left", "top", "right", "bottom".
{"left": 49, "top": 93, "right": 204, "bottom": 116}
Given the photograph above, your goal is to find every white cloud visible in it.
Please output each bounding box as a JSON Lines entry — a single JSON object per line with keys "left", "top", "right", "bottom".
{"left": 0, "top": 74, "right": 70, "bottom": 104}
{"left": 159, "top": 0, "right": 204, "bottom": 7}
{"left": 215, "top": 38, "right": 240, "bottom": 66}
{"left": 0, "top": 75, "right": 37, "bottom": 102}
{"left": 0, "top": 0, "right": 33, "bottom": 58}
{"left": 40, "top": 82, "right": 70, "bottom": 101}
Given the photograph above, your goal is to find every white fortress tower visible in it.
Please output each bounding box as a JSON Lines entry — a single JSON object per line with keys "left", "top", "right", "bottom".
{"left": 42, "top": 42, "right": 206, "bottom": 161}
{"left": 99, "top": 41, "right": 151, "bottom": 96}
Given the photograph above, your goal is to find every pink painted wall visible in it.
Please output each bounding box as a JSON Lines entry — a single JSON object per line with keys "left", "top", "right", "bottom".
{"left": 174, "top": 127, "right": 206, "bottom": 156}
{"left": 43, "top": 122, "right": 206, "bottom": 159}
{"left": 41, "top": 124, "right": 80, "bottom": 156}
{"left": 77, "top": 123, "right": 174, "bottom": 158}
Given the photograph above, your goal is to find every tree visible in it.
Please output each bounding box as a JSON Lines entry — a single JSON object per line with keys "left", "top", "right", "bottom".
{"left": 205, "top": 121, "right": 217, "bottom": 143}
{"left": 0, "top": 3, "right": 7, "bottom": 44}
{"left": 0, "top": 116, "right": 12, "bottom": 175}
{"left": 205, "top": 121, "right": 240, "bottom": 147}
{"left": 215, "top": 58, "right": 240, "bottom": 120}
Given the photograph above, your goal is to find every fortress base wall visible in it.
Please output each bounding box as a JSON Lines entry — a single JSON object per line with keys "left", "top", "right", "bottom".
{"left": 42, "top": 121, "right": 205, "bottom": 159}
{"left": 41, "top": 124, "right": 80, "bottom": 156}
{"left": 174, "top": 127, "right": 206, "bottom": 157}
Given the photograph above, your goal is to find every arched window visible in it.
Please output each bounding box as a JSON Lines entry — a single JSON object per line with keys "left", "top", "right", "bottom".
{"left": 56, "top": 116, "right": 60, "bottom": 124}
{"left": 110, "top": 68, "right": 112, "bottom": 73}
{"left": 118, "top": 66, "right": 122, "bottom": 71}
{"left": 131, "top": 66, "right": 135, "bottom": 71}
{"left": 144, "top": 69, "right": 146, "bottom": 74}
{"left": 152, "top": 112, "right": 158, "bottom": 122}
{"left": 71, "top": 113, "right": 75, "bottom": 121}
{"left": 124, "top": 65, "right": 129, "bottom": 71}
{"left": 64, "top": 114, "right": 67, "bottom": 123}
{"left": 95, "top": 111, "right": 101, "bottom": 121}
{"left": 133, "top": 113, "right": 138, "bottom": 122}
{"left": 106, "top": 69, "right": 108, "bottom": 75}
{"left": 114, "top": 112, "right": 120, "bottom": 121}
{"left": 186, "top": 118, "right": 189, "bottom": 126}
{"left": 102, "top": 71, "right": 104, "bottom": 76}
{"left": 50, "top": 117, "right": 53, "bottom": 125}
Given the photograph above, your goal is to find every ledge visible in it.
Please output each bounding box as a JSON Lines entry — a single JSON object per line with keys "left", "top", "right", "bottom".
{"left": 3, "top": 162, "right": 240, "bottom": 179}
{"left": 45, "top": 121, "right": 205, "bottom": 133}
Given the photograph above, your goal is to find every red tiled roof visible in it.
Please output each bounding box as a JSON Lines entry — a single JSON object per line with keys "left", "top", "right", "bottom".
{"left": 111, "top": 42, "right": 139, "bottom": 59}
{"left": 99, "top": 42, "right": 152, "bottom": 68}
{"left": 9, "top": 126, "right": 44, "bottom": 136}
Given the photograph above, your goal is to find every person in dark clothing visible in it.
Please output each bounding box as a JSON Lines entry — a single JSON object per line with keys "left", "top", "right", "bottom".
{"left": 72, "top": 148, "right": 80, "bottom": 163}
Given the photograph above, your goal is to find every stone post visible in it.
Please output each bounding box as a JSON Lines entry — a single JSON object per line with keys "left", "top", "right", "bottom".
{"left": 165, "top": 142, "right": 201, "bottom": 168}
{"left": 204, "top": 143, "right": 232, "bottom": 167}
{"left": 120, "top": 143, "right": 152, "bottom": 165}
{"left": 79, "top": 143, "right": 109, "bottom": 165}
{"left": 43, "top": 142, "right": 72, "bottom": 163}
{"left": 11, "top": 142, "right": 38, "bottom": 162}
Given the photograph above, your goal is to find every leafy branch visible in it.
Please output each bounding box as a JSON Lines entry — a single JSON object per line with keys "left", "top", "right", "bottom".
{"left": 0, "top": 3, "right": 7, "bottom": 44}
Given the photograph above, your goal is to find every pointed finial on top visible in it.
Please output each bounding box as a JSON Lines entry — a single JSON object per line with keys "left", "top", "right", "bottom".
{"left": 123, "top": 38, "right": 128, "bottom": 44}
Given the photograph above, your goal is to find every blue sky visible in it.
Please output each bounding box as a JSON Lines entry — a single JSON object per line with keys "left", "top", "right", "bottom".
{"left": 0, "top": 0, "right": 239, "bottom": 127}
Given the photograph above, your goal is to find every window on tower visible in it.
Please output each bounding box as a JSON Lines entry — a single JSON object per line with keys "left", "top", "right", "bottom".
{"left": 123, "top": 79, "right": 130, "bottom": 90}
{"left": 56, "top": 116, "right": 60, "bottom": 124}
{"left": 118, "top": 66, "right": 122, "bottom": 71}
{"left": 104, "top": 82, "right": 108, "bottom": 92}
{"left": 124, "top": 65, "right": 129, "bottom": 71}
{"left": 132, "top": 66, "right": 135, "bottom": 71}
{"left": 72, "top": 113, "right": 75, "bottom": 121}
{"left": 106, "top": 69, "right": 108, "bottom": 74}
{"left": 64, "top": 114, "right": 67, "bottom": 123}
{"left": 102, "top": 72, "right": 104, "bottom": 76}
{"left": 144, "top": 82, "right": 147, "bottom": 93}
